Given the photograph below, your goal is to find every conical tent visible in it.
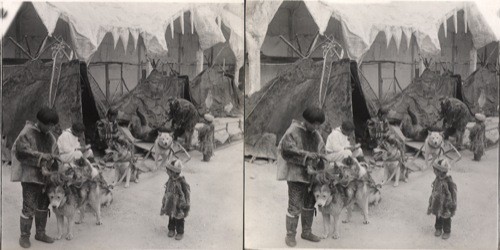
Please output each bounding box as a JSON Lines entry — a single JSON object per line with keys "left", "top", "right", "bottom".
{"left": 245, "top": 59, "right": 371, "bottom": 159}
{"left": 112, "top": 69, "right": 190, "bottom": 128}
{"left": 462, "top": 67, "right": 499, "bottom": 117}
{"left": 189, "top": 67, "right": 243, "bottom": 117}
{"left": 382, "top": 69, "right": 465, "bottom": 128}
{"left": 2, "top": 60, "right": 101, "bottom": 147}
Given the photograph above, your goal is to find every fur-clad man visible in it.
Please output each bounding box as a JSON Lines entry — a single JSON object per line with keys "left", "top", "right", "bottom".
{"left": 277, "top": 107, "right": 326, "bottom": 247}
{"left": 439, "top": 97, "right": 472, "bottom": 150}
{"left": 167, "top": 97, "right": 199, "bottom": 151}
{"left": 11, "top": 107, "right": 60, "bottom": 248}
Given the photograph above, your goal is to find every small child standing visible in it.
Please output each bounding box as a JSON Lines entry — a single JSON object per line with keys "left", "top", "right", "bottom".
{"left": 469, "top": 113, "right": 486, "bottom": 161}
{"left": 160, "top": 160, "right": 191, "bottom": 240}
{"left": 427, "top": 159, "right": 457, "bottom": 240}
{"left": 198, "top": 114, "right": 215, "bottom": 162}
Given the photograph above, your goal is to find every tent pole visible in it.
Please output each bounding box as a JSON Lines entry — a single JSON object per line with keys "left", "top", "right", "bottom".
{"left": 393, "top": 62, "right": 397, "bottom": 94}
{"left": 411, "top": 40, "right": 415, "bottom": 82}
{"left": 15, "top": 13, "right": 21, "bottom": 58}
{"left": 451, "top": 32, "right": 456, "bottom": 74}
{"left": 178, "top": 35, "right": 182, "bottom": 74}
{"left": 279, "top": 35, "right": 305, "bottom": 58}
{"left": 196, "top": 47, "right": 204, "bottom": 74}
{"left": 105, "top": 63, "right": 110, "bottom": 102}
{"left": 288, "top": 8, "right": 294, "bottom": 57}
{"left": 210, "top": 47, "right": 214, "bottom": 67}
{"left": 137, "top": 44, "right": 141, "bottom": 83}
{"left": 120, "top": 63, "right": 124, "bottom": 95}
{"left": 378, "top": 62, "right": 383, "bottom": 101}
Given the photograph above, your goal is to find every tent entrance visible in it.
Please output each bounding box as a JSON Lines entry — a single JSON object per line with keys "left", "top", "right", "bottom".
{"left": 349, "top": 61, "right": 372, "bottom": 142}
{"left": 79, "top": 62, "right": 102, "bottom": 144}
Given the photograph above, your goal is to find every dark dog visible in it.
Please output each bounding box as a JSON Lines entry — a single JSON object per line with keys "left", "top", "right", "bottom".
{"left": 400, "top": 106, "right": 429, "bottom": 142}
{"left": 129, "top": 108, "right": 160, "bottom": 143}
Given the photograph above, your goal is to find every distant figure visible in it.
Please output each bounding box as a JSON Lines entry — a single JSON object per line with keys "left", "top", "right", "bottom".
{"left": 198, "top": 114, "right": 215, "bottom": 162}
{"left": 96, "top": 108, "right": 129, "bottom": 164}
{"left": 469, "top": 113, "right": 486, "bottom": 161}
{"left": 57, "top": 122, "right": 94, "bottom": 164}
{"left": 11, "top": 106, "right": 59, "bottom": 248}
{"left": 167, "top": 98, "right": 199, "bottom": 151}
{"left": 366, "top": 107, "right": 391, "bottom": 149}
{"left": 427, "top": 159, "right": 457, "bottom": 240}
{"left": 160, "top": 160, "right": 191, "bottom": 241}
{"left": 439, "top": 97, "right": 471, "bottom": 150}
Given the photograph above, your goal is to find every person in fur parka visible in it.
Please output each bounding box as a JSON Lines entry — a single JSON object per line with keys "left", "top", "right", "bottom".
{"left": 427, "top": 158, "right": 457, "bottom": 240}
{"left": 160, "top": 160, "right": 191, "bottom": 240}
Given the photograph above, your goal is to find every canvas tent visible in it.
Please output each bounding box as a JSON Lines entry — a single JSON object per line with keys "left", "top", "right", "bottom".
{"left": 189, "top": 67, "right": 243, "bottom": 117}
{"left": 2, "top": 60, "right": 101, "bottom": 148}
{"left": 245, "top": 59, "right": 372, "bottom": 160}
{"left": 112, "top": 65, "right": 244, "bottom": 128}
{"left": 381, "top": 69, "right": 464, "bottom": 128}
{"left": 246, "top": 0, "right": 500, "bottom": 97}
{"left": 462, "top": 66, "right": 499, "bottom": 117}
{"left": 111, "top": 70, "right": 190, "bottom": 128}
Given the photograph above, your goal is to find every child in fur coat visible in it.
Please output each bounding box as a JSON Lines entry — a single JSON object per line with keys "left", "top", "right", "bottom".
{"left": 427, "top": 159, "right": 457, "bottom": 240}
{"left": 160, "top": 160, "right": 190, "bottom": 240}
{"left": 469, "top": 113, "right": 486, "bottom": 161}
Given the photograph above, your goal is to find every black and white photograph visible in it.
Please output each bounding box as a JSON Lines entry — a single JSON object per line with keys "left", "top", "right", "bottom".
{"left": 244, "top": 0, "right": 499, "bottom": 249}
{"left": 1, "top": 0, "right": 500, "bottom": 249}
{"left": 1, "top": 1, "right": 244, "bottom": 249}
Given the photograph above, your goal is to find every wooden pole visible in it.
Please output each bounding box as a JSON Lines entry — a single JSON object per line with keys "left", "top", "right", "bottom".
{"left": 105, "top": 63, "right": 110, "bottom": 101}
{"left": 120, "top": 63, "right": 124, "bottom": 95}
{"left": 196, "top": 47, "right": 204, "bottom": 74}
{"left": 378, "top": 62, "right": 383, "bottom": 100}
{"left": 288, "top": 9, "right": 294, "bottom": 57}
{"left": 137, "top": 43, "right": 141, "bottom": 83}
{"left": 451, "top": 32, "right": 456, "bottom": 74}
{"left": 210, "top": 47, "right": 214, "bottom": 67}
{"left": 279, "top": 35, "right": 305, "bottom": 58}
{"left": 15, "top": 13, "right": 21, "bottom": 58}
{"left": 410, "top": 40, "right": 415, "bottom": 82}
{"left": 178, "top": 35, "right": 182, "bottom": 74}
{"left": 393, "top": 62, "right": 397, "bottom": 94}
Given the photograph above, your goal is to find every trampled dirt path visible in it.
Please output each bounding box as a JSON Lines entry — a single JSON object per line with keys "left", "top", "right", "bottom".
{"left": 2, "top": 142, "right": 243, "bottom": 250}
{"left": 245, "top": 148, "right": 498, "bottom": 249}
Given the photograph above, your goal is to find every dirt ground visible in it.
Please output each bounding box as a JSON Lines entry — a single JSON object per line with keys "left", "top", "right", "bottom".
{"left": 2, "top": 142, "right": 243, "bottom": 250}
{"left": 245, "top": 148, "right": 498, "bottom": 249}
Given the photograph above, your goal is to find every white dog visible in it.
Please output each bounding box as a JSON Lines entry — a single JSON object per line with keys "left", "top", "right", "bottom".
{"left": 423, "top": 131, "right": 444, "bottom": 169}
{"left": 153, "top": 133, "right": 174, "bottom": 170}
